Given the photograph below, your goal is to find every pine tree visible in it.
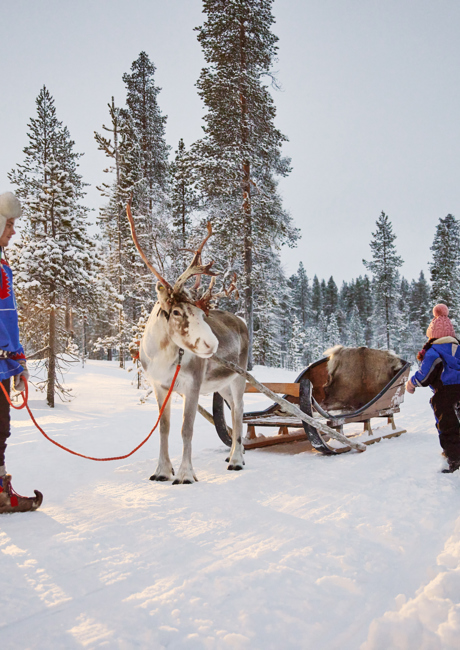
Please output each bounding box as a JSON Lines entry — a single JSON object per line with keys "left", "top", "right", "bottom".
{"left": 170, "top": 139, "right": 199, "bottom": 254}
{"left": 316, "top": 313, "right": 328, "bottom": 357}
{"left": 287, "top": 316, "right": 307, "bottom": 370}
{"left": 95, "top": 99, "right": 140, "bottom": 366}
{"left": 95, "top": 96, "right": 164, "bottom": 366}
{"left": 325, "top": 313, "right": 341, "bottom": 349}
{"left": 355, "top": 275, "right": 373, "bottom": 346}
{"left": 363, "top": 212, "right": 403, "bottom": 349}
{"left": 9, "top": 87, "right": 101, "bottom": 406}
{"left": 409, "top": 271, "right": 431, "bottom": 331}
{"left": 311, "top": 275, "right": 323, "bottom": 322}
{"left": 323, "top": 276, "right": 338, "bottom": 319}
{"left": 430, "top": 214, "right": 460, "bottom": 325}
{"left": 339, "top": 280, "right": 353, "bottom": 315}
{"left": 289, "top": 262, "right": 310, "bottom": 327}
{"left": 345, "top": 304, "right": 366, "bottom": 347}
{"left": 304, "top": 324, "right": 323, "bottom": 365}
{"left": 122, "top": 51, "right": 170, "bottom": 206}
{"left": 193, "top": 0, "right": 299, "bottom": 368}
{"left": 398, "top": 277, "right": 410, "bottom": 312}
{"left": 253, "top": 249, "right": 287, "bottom": 367}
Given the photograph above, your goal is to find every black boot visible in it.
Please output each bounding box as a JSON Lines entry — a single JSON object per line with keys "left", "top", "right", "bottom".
{"left": 442, "top": 459, "right": 460, "bottom": 474}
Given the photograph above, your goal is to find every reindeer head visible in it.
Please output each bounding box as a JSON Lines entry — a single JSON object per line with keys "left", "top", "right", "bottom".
{"left": 155, "top": 282, "right": 218, "bottom": 357}
{"left": 126, "top": 204, "right": 237, "bottom": 359}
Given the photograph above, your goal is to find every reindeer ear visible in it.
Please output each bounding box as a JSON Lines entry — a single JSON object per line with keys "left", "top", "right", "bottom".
{"left": 156, "top": 282, "right": 171, "bottom": 310}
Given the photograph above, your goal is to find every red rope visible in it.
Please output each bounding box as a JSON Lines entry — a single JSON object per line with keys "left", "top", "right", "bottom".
{"left": 0, "top": 364, "right": 182, "bottom": 461}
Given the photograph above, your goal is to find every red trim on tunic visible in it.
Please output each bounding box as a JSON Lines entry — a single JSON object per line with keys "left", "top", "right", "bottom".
{"left": 0, "top": 267, "right": 11, "bottom": 300}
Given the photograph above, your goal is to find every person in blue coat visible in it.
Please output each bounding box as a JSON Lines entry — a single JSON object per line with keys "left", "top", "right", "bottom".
{"left": 0, "top": 192, "right": 43, "bottom": 513}
{"left": 406, "top": 303, "right": 460, "bottom": 473}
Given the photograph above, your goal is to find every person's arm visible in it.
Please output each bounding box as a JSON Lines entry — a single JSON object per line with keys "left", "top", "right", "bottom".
{"left": 411, "top": 348, "right": 443, "bottom": 388}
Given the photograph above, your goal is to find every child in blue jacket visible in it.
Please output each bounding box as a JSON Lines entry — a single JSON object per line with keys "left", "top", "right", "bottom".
{"left": 406, "top": 304, "right": 460, "bottom": 473}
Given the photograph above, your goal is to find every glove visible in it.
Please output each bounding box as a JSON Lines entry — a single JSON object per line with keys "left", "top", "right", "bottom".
{"left": 405, "top": 379, "right": 415, "bottom": 394}
{"left": 13, "top": 360, "right": 29, "bottom": 393}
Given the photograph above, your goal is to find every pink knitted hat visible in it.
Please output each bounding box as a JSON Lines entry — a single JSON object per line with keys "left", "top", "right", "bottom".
{"left": 426, "top": 304, "right": 456, "bottom": 339}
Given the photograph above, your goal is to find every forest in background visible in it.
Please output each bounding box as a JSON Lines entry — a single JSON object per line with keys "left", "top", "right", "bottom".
{"left": 5, "top": 0, "right": 460, "bottom": 405}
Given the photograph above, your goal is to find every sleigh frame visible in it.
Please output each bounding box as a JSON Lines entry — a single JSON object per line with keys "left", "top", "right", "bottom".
{"left": 212, "top": 356, "right": 411, "bottom": 455}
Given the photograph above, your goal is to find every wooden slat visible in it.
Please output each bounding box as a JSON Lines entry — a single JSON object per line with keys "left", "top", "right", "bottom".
{"left": 243, "top": 431, "right": 309, "bottom": 449}
{"left": 243, "top": 416, "right": 304, "bottom": 426}
{"left": 244, "top": 382, "right": 299, "bottom": 397}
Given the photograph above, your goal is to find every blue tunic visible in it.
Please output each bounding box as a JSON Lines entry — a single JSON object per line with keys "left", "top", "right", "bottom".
{"left": 0, "top": 258, "right": 26, "bottom": 381}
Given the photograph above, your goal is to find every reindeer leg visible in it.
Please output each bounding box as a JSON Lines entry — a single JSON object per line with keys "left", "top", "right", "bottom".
{"left": 150, "top": 384, "right": 175, "bottom": 481}
{"left": 223, "top": 380, "right": 245, "bottom": 471}
{"left": 173, "top": 389, "right": 199, "bottom": 485}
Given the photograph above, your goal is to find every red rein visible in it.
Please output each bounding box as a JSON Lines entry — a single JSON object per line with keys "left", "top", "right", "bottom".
{"left": 0, "top": 365, "right": 182, "bottom": 461}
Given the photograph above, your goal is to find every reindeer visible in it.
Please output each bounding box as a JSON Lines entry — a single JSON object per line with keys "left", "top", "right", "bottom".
{"left": 126, "top": 205, "right": 249, "bottom": 484}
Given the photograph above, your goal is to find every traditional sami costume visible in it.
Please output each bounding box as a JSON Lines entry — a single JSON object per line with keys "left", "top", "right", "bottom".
{"left": 0, "top": 258, "right": 26, "bottom": 378}
{"left": 0, "top": 256, "right": 26, "bottom": 469}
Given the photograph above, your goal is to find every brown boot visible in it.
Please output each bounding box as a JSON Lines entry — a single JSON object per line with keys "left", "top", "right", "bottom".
{"left": 0, "top": 474, "right": 43, "bottom": 513}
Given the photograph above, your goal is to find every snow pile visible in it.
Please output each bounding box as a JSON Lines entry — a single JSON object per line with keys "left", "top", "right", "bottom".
{"left": 362, "top": 519, "right": 460, "bottom": 650}
{"left": 0, "top": 361, "right": 460, "bottom": 649}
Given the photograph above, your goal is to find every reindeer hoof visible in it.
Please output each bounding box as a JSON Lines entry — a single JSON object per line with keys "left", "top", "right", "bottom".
{"left": 226, "top": 456, "right": 245, "bottom": 464}
{"left": 227, "top": 464, "right": 244, "bottom": 471}
{"left": 172, "top": 476, "right": 198, "bottom": 485}
{"left": 150, "top": 474, "right": 170, "bottom": 482}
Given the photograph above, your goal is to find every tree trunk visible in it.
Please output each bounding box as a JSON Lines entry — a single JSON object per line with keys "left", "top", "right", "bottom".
{"left": 65, "top": 299, "right": 73, "bottom": 335}
{"left": 243, "top": 182, "right": 253, "bottom": 370}
{"left": 240, "top": 17, "right": 253, "bottom": 370}
{"left": 113, "top": 101, "right": 125, "bottom": 370}
{"left": 119, "top": 308, "right": 125, "bottom": 369}
{"left": 385, "top": 296, "right": 390, "bottom": 350}
{"left": 47, "top": 303, "right": 56, "bottom": 408}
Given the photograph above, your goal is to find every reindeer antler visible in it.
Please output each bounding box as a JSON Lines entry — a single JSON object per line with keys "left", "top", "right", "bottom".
{"left": 172, "top": 222, "right": 220, "bottom": 295}
{"left": 212, "top": 272, "right": 239, "bottom": 300}
{"left": 195, "top": 272, "right": 239, "bottom": 315}
{"left": 126, "top": 202, "right": 173, "bottom": 291}
{"left": 125, "top": 209, "right": 236, "bottom": 314}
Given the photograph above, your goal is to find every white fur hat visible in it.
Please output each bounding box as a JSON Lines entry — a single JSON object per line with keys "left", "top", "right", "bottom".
{"left": 0, "top": 192, "right": 21, "bottom": 238}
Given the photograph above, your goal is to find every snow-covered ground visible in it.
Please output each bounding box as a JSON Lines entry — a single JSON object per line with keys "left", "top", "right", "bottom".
{"left": 1, "top": 360, "right": 460, "bottom": 649}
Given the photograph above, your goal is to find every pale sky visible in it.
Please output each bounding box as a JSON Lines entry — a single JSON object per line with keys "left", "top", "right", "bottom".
{"left": 1, "top": 0, "right": 459, "bottom": 284}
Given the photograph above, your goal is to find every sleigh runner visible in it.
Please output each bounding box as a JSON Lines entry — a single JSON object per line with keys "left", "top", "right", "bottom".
{"left": 213, "top": 351, "right": 411, "bottom": 455}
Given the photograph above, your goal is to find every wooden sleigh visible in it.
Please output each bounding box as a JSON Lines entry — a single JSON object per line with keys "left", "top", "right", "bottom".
{"left": 212, "top": 356, "right": 411, "bottom": 454}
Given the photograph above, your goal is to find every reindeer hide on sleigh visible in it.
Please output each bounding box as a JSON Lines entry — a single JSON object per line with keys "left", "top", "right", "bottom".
{"left": 322, "top": 345, "right": 404, "bottom": 412}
